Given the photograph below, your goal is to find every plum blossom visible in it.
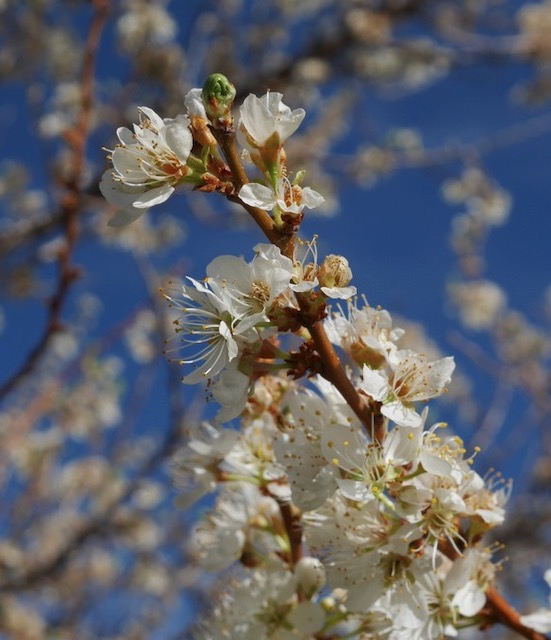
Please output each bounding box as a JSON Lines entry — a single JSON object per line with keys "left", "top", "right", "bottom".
{"left": 100, "top": 107, "right": 194, "bottom": 226}
{"left": 210, "top": 361, "right": 252, "bottom": 423}
{"left": 324, "top": 300, "right": 404, "bottom": 368}
{"left": 320, "top": 421, "right": 421, "bottom": 504}
{"left": 191, "top": 483, "right": 281, "bottom": 571}
{"left": 170, "top": 422, "right": 240, "bottom": 505}
{"left": 164, "top": 244, "right": 295, "bottom": 384}
{"left": 194, "top": 560, "right": 326, "bottom": 640}
{"left": 273, "top": 386, "right": 353, "bottom": 511}
{"left": 317, "top": 254, "right": 356, "bottom": 299}
{"left": 360, "top": 350, "right": 455, "bottom": 427}
{"left": 164, "top": 274, "right": 256, "bottom": 384}
{"left": 239, "top": 92, "right": 305, "bottom": 148}
{"left": 239, "top": 177, "right": 324, "bottom": 215}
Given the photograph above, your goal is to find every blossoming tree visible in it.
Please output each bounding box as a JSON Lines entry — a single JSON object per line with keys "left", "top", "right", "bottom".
{"left": 2, "top": 1, "right": 551, "bottom": 638}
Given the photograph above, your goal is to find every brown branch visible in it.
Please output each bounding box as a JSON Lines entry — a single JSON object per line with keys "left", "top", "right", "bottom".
{"left": 0, "top": 0, "right": 110, "bottom": 403}
{"left": 217, "top": 125, "right": 382, "bottom": 439}
{"left": 275, "top": 499, "right": 303, "bottom": 567}
{"left": 307, "top": 321, "right": 384, "bottom": 441}
{"left": 212, "top": 127, "right": 283, "bottom": 247}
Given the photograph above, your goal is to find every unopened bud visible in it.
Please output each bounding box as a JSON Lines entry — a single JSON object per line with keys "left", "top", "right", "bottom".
{"left": 201, "top": 73, "right": 236, "bottom": 129}
{"left": 317, "top": 255, "right": 352, "bottom": 290}
{"left": 295, "top": 556, "right": 326, "bottom": 597}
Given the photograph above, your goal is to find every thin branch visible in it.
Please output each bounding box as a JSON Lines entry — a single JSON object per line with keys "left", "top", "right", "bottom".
{"left": 216, "top": 125, "right": 382, "bottom": 439}
{"left": 0, "top": 0, "right": 110, "bottom": 402}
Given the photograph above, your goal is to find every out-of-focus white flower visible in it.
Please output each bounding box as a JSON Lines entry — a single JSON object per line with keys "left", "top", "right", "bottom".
{"left": 239, "top": 92, "right": 305, "bottom": 148}
{"left": 211, "top": 361, "right": 252, "bottom": 423}
{"left": 117, "top": 2, "right": 178, "bottom": 53}
{"left": 225, "top": 416, "right": 289, "bottom": 496}
{"left": 194, "top": 559, "right": 326, "bottom": 639}
{"left": 191, "top": 483, "right": 280, "bottom": 571}
{"left": 448, "top": 280, "right": 506, "bottom": 330}
{"left": 361, "top": 350, "right": 455, "bottom": 427}
{"left": 520, "top": 569, "right": 551, "bottom": 633}
{"left": 100, "top": 107, "right": 194, "bottom": 226}
{"left": 171, "top": 422, "right": 240, "bottom": 505}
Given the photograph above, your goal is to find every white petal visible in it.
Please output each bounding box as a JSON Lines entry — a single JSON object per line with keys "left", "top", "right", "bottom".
{"left": 116, "top": 126, "right": 134, "bottom": 145}
{"left": 107, "top": 208, "right": 146, "bottom": 227}
{"left": 520, "top": 610, "right": 551, "bottom": 634}
{"left": 361, "top": 365, "right": 389, "bottom": 401}
{"left": 238, "top": 183, "right": 276, "bottom": 209}
{"left": 453, "top": 581, "right": 486, "bottom": 617}
{"left": 137, "top": 106, "right": 164, "bottom": 130}
{"left": 219, "top": 320, "right": 238, "bottom": 361}
{"left": 184, "top": 87, "right": 207, "bottom": 118}
{"left": 239, "top": 94, "right": 273, "bottom": 145}
{"left": 321, "top": 285, "right": 357, "bottom": 299}
{"left": 287, "top": 601, "right": 325, "bottom": 634}
{"left": 277, "top": 109, "right": 305, "bottom": 140}
{"left": 381, "top": 401, "right": 422, "bottom": 428}
{"left": 99, "top": 171, "right": 143, "bottom": 207}
{"left": 133, "top": 184, "right": 174, "bottom": 208}
{"left": 207, "top": 254, "right": 250, "bottom": 286}
{"left": 336, "top": 478, "right": 371, "bottom": 501}
{"left": 162, "top": 117, "right": 192, "bottom": 162}
{"left": 301, "top": 186, "right": 325, "bottom": 209}
{"left": 111, "top": 147, "right": 148, "bottom": 184}
{"left": 420, "top": 450, "right": 452, "bottom": 476}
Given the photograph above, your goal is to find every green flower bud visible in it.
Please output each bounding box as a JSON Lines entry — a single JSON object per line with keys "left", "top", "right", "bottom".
{"left": 201, "top": 73, "right": 236, "bottom": 129}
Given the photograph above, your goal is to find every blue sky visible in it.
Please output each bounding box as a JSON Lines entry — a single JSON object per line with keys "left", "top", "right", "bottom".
{"left": 2, "top": 2, "right": 551, "bottom": 485}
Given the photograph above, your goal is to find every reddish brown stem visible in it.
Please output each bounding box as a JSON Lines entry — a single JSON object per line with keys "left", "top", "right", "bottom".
{"left": 277, "top": 499, "right": 303, "bottom": 567}
{"left": 484, "top": 587, "right": 549, "bottom": 640}
{"left": 307, "top": 322, "right": 384, "bottom": 441}
{"left": 218, "top": 127, "right": 382, "bottom": 438}
{"left": 213, "top": 127, "right": 291, "bottom": 248}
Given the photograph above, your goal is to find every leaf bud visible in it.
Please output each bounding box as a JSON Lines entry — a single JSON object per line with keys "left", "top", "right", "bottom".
{"left": 201, "top": 73, "right": 236, "bottom": 129}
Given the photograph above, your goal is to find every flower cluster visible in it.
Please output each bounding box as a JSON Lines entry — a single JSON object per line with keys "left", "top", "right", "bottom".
{"left": 100, "top": 75, "right": 542, "bottom": 640}
{"left": 171, "top": 303, "right": 510, "bottom": 638}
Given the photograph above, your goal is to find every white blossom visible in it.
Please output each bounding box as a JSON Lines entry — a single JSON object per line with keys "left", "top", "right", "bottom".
{"left": 100, "top": 107, "right": 193, "bottom": 226}
{"left": 325, "top": 300, "right": 404, "bottom": 368}
{"left": 239, "top": 92, "right": 305, "bottom": 148}
{"left": 361, "top": 350, "right": 455, "bottom": 427}
{"left": 170, "top": 421, "right": 240, "bottom": 505}
{"left": 165, "top": 245, "right": 294, "bottom": 384}
{"left": 191, "top": 483, "right": 281, "bottom": 571}
{"left": 239, "top": 177, "right": 324, "bottom": 214}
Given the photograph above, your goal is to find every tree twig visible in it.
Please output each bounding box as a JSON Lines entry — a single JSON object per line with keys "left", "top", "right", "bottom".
{"left": 0, "top": 0, "right": 110, "bottom": 403}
